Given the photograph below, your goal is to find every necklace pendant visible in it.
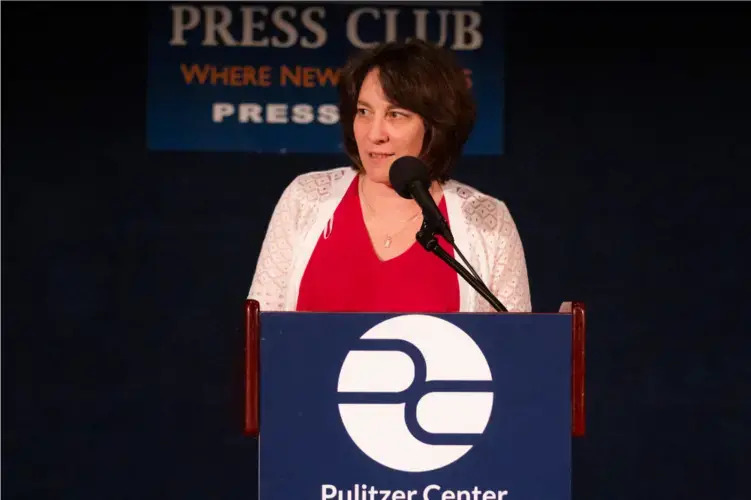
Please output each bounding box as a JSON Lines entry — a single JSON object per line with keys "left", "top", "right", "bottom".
{"left": 384, "top": 236, "right": 392, "bottom": 248}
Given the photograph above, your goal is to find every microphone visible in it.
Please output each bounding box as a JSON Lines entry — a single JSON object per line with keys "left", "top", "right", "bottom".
{"left": 388, "top": 156, "right": 508, "bottom": 312}
{"left": 389, "top": 156, "right": 454, "bottom": 244}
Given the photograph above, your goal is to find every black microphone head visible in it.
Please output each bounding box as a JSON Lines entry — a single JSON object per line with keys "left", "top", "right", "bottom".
{"left": 389, "top": 156, "right": 430, "bottom": 199}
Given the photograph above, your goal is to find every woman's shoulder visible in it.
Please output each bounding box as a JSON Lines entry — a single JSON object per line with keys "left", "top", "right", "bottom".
{"left": 281, "top": 166, "right": 357, "bottom": 204}
{"left": 443, "top": 178, "right": 514, "bottom": 231}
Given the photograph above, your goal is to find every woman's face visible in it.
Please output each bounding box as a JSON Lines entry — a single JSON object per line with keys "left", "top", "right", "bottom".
{"left": 353, "top": 68, "right": 425, "bottom": 185}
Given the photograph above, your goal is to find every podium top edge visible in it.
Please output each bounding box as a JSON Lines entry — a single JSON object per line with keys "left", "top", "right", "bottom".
{"left": 245, "top": 299, "right": 585, "bottom": 316}
{"left": 254, "top": 311, "right": 574, "bottom": 316}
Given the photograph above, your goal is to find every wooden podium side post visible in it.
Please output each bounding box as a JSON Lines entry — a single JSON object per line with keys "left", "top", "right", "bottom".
{"left": 561, "top": 301, "right": 586, "bottom": 437}
{"left": 244, "top": 299, "right": 260, "bottom": 437}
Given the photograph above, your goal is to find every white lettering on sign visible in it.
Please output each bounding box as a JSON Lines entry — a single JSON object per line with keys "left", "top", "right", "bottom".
{"left": 345, "top": 8, "right": 482, "bottom": 50}
{"left": 212, "top": 102, "right": 340, "bottom": 125}
{"left": 168, "top": 5, "right": 482, "bottom": 50}
{"left": 320, "top": 485, "right": 509, "bottom": 500}
{"left": 169, "top": 5, "right": 327, "bottom": 48}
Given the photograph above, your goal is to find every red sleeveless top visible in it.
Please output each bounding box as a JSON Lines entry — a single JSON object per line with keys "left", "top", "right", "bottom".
{"left": 296, "top": 176, "right": 460, "bottom": 313}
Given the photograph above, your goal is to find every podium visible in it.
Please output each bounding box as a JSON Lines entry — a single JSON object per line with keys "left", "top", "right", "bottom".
{"left": 243, "top": 300, "right": 585, "bottom": 500}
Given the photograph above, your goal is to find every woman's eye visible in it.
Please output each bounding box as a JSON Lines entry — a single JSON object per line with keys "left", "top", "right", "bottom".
{"left": 356, "top": 108, "right": 369, "bottom": 116}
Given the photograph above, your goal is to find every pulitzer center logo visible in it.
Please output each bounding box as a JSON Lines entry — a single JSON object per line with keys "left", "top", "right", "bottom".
{"left": 337, "top": 315, "right": 494, "bottom": 473}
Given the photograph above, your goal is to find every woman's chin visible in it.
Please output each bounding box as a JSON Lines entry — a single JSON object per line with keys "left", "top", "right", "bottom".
{"left": 362, "top": 163, "right": 393, "bottom": 185}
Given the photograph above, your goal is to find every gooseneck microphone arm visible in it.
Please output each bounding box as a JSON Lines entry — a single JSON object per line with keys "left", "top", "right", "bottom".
{"left": 415, "top": 220, "right": 508, "bottom": 313}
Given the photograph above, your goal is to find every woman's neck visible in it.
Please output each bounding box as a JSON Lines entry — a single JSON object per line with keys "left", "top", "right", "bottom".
{"left": 359, "top": 173, "right": 441, "bottom": 218}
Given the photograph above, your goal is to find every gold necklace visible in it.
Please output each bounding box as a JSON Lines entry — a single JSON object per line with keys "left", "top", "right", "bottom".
{"left": 359, "top": 177, "right": 422, "bottom": 248}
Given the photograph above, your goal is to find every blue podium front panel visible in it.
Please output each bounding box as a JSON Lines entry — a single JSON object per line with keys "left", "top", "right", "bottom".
{"left": 258, "top": 312, "right": 571, "bottom": 500}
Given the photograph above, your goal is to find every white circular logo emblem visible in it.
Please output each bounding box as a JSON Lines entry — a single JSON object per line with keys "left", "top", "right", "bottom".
{"left": 337, "top": 315, "right": 494, "bottom": 472}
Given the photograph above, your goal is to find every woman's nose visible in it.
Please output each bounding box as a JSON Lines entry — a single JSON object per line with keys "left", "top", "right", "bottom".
{"left": 366, "top": 115, "right": 388, "bottom": 144}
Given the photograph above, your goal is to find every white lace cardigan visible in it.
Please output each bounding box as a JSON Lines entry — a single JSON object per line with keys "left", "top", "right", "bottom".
{"left": 247, "top": 167, "right": 532, "bottom": 313}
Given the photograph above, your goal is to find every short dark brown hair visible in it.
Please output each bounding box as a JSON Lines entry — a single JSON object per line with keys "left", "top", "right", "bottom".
{"left": 338, "top": 39, "right": 476, "bottom": 182}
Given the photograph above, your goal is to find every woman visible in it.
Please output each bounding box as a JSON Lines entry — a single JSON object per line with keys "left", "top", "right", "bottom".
{"left": 247, "top": 40, "right": 531, "bottom": 313}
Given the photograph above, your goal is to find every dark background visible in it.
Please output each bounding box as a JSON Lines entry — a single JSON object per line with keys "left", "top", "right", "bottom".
{"left": 3, "top": 1, "right": 749, "bottom": 499}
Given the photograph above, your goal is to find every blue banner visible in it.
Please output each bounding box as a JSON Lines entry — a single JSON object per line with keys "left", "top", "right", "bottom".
{"left": 147, "top": 3, "right": 505, "bottom": 154}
